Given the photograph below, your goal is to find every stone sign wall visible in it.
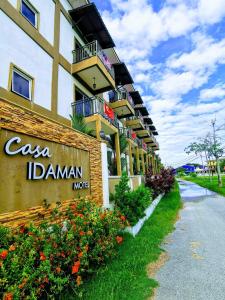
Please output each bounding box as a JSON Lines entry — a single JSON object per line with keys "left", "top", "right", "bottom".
{"left": 0, "top": 99, "right": 103, "bottom": 220}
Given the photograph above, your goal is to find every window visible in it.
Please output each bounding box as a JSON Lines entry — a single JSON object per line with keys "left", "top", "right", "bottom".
{"left": 20, "top": 0, "right": 38, "bottom": 28}
{"left": 11, "top": 68, "right": 33, "bottom": 100}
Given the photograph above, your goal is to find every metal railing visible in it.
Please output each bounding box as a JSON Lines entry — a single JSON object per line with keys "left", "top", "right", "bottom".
{"left": 119, "top": 127, "right": 138, "bottom": 144}
{"left": 72, "top": 40, "right": 115, "bottom": 79}
{"left": 71, "top": 97, "right": 119, "bottom": 129}
{"left": 127, "top": 110, "right": 145, "bottom": 125}
{"left": 109, "top": 89, "right": 134, "bottom": 107}
{"left": 138, "top": 139, "right": 148, "bottom": 151}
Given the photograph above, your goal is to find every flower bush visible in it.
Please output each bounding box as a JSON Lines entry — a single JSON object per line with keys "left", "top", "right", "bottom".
{"left": 111, "top": 173, "right": 152, "bottom": 226}
{"left": 0, "top": 199, "right": 127, "bottom": 299}
{"left": 145, "top": 167, "right": 175, "bottom": 198}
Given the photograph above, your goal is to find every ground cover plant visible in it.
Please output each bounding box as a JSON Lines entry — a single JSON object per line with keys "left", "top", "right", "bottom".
{"left": 111, "top": 172, "right": 152, "bottom": 226}
{"left": 146, "top": 167, "right": 175, "bottom": 198}
{"left": 65, "top": 182, "right": 181, "bottom": 300}
{"left": 0, "top": 199, "right": 127, "bottom": 299}
{"left": 184, "top": 175, "right": 225, "bottom": 197}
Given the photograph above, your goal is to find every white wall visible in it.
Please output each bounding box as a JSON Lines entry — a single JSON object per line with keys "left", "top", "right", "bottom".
{"left": 32, "top": 0, "right": 55, "bottom": 45}
{"left": 7, "top": 0, "right": 55, "bottom": 45}
{"left": 58, "top": 65, "right": 73, "bottom": 119}
{"left": 59, "top": 12, "right": 74, "bottom": 63}
{"left": 0, "top": 11, "right": 53, "bottom": 110}
{"left": 101, "top": 142, "right": 110, "bottom": 208}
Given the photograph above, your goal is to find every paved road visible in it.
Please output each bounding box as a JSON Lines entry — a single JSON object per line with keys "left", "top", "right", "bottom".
{"left": 155, "top": 180, "right": 225, "bottom": 300}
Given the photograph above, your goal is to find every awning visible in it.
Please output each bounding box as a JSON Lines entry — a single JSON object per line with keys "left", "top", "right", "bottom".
{"left": 113, "top": 63, "right": 134, "bottom": 86}
{"left": 135, "top": 106, "right": 149, "bottom": 116}
{"left": 144, "top": 117, "right": 153, "bottom": 125}
{"left": 149, "top": 125, "right": 156, "bottom": 131}
{"left": 69, "top": 3, "right": 115, "bottom": 49}
{"left": 153, "top": 131, "right": 158, "bottom": 136}
{"left": 129, "top": 91, "right": 143, "bottom": 105}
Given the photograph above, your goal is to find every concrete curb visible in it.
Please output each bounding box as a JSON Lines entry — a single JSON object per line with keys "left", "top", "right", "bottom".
{"left": 125, "top": 193, "right": 164, "bottom": 237}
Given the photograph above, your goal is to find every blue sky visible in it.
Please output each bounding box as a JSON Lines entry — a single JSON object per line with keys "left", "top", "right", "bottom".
{"left": 93, "top": 0, "right": 225, "bottom": 166}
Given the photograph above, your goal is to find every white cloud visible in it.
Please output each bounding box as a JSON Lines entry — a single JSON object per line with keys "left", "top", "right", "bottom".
{"left": 198, "top": 0, "right": 225, "bottom": 24}
{"left": 98, "top": 0, "right": 225, "bottom": 166}
{"left": 200, "top": 84, "right": 225, "bottom": 101}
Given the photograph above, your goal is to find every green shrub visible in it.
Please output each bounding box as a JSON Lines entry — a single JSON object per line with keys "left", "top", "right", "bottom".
{"left": 0, "top": 199, "right": 127, "bottom": 299}
{"left": 113, "top": 173, "right": 152, "bottom": 226}
{"left": 189, "top": 172, "right": 197, "bottom": 177}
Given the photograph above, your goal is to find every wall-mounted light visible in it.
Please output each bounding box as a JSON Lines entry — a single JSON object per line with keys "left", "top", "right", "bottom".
{"left": 93, "top": 77, "right": 96, "bottom": 90}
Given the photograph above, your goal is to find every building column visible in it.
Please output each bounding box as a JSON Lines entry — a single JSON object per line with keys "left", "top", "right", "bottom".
{"left": 96, "top": 118, "right": 101, "bottom": 141}
{"left": 128, "top": 140, "right": 134, "bottom": 176}
{"left": 151, "top": 154, "right": 155, "bottom": 174}
{"left": 136, "top": 146, "right": 140, "bottom": 174}
{"left": 101, "top": 142, "right": 110, "bottom": 208}
{"left": 146, "top": 153, "right": 149, "bottom": 172}
{"left": 115, "top": 131, "right": 122, "bottom": 176}
{"left": 141, "top": 150, "right": 146, "bottom": 174}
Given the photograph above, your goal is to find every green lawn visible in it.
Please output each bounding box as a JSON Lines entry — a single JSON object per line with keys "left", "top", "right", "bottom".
{"left": 183, "top": 175, "right": 225, "bottom": 197}
{"left": 64, "top": 183, "right": 181, "bottom": 300}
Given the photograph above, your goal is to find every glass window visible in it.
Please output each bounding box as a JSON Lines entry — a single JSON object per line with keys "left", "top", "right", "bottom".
{"left": 12, "top": 69, "right": 32, "bottom": 100}
{"left": 21, "top": 0, "right": 37, "bottom": 28}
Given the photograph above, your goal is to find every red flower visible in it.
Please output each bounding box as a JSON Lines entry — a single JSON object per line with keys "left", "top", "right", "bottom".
{"left": 70, "top": 204, "right": 76, "bottom": 210}
{"left": 40, "top": 252, "right": 46, "bottom": 261}
{"left": 3, "top": 292, "right": 13, "bottom": 300}
{"left": 78, "top": 252, "right": 83, "bottom": 258}
{"left": 116, "top": 236, "right": 123, "bottom": 244}
{"left": 19, "top": 223, "right": 26, "bottom": 234}
{"left": 56, "top": 267, "right": 61, "bottom": 274}
{"left": 61, "top": 252, "right": 66, "bottom": 258}
{"left": 79, "top": 231, "right": 85, "bottom": 236}
{"left": 0, "top": 250, "right": 8, "bottom": 260}
{"left": 72, "top": 261, "right": 80, "bottom": 274}
{"left": 120, "top": 215, "right": 126, "bottom": 222}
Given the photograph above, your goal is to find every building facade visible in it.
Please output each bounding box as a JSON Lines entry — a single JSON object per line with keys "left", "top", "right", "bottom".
{"left": 0, "top": 0, "right": 160, "bottom": 224}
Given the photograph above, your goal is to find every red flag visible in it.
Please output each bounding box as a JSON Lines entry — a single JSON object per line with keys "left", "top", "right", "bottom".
{"left": 104, "top": 103, "right": 115, "bottom": 120}
{"left": 131, "top": 132, "right": 137, "bottom": 139}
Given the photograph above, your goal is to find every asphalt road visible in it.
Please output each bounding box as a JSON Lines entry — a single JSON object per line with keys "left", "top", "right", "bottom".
{"left": 155, "top": 179, "right": 225, "bottom": 300}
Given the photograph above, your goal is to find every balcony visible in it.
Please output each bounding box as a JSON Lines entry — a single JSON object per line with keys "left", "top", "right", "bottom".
{"left": 108, "top": 89, "right": 135, "bottom": 119}
{"left": 72, "top": 40, "right": 115, "bottom": 94}
{"left": 138, "top": 140, "right": 148, "bottom": 152}
{"left": 71, "top": 96, "right": 119, "bottom": 136}
{"left": 144, "top": 133, "right": 159, "bottom": 150}
{"left": 125, "top": 111, "right": 145, "bottom": 130}
{"left": 134, "top": 125, "right": 150, "bottom": 139}
{"left": 119, "top": 127, "right": 138, "bottom": 146}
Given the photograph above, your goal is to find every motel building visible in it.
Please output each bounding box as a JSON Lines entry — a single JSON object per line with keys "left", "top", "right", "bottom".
{"left": 0, "top": 0, "right": 160, "bottom": 224}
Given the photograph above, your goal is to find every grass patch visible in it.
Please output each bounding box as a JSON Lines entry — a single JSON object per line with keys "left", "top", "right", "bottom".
{"left": 183, "top": 175, "right": 225, "bottom": 197}
{"left": 64, "top": 183, "right": 181, "bottom": 300}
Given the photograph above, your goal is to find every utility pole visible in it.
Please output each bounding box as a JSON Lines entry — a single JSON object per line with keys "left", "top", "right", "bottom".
{"left": 212, "top": 119, "right": 222, "bottom": 187}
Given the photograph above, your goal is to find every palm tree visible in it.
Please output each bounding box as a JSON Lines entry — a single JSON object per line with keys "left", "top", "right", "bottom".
{"left": 70, "top": 114, "right": 93, "bottom": 136}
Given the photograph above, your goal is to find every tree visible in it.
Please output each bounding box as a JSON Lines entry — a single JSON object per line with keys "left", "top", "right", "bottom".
{"left": 185, "top": 128, "right": 224, "bottom": 186}
{"left": 70, "top": 114, "right": 93, "bottom": 136}
{"left": 209, "top": 120, "right": 224, "bottom": 187}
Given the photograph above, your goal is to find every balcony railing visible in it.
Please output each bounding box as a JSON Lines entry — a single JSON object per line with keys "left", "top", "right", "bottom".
{"left": 72, "top": 40, "right": 115, "bottom": 79}
{"left": 138, "top": 139, "right": 148, "bottom": 151}
{"left": 109, "top": 89, "right": 134, "bottom": 107}
{"left": 71, "top": 97, "right": 119, "bottom": 129}
{"left": 119, "top": 128, "right": 138, "bottom": 144}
